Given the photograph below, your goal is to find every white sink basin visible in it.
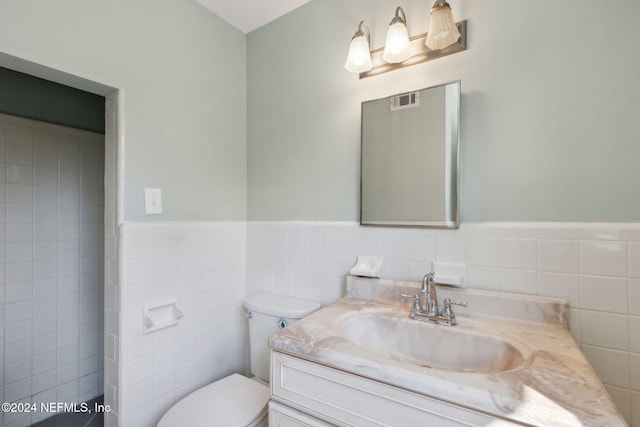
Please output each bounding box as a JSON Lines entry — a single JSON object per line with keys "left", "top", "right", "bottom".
{"left": 342, "top": 315, "right": 524, "bottom": 373}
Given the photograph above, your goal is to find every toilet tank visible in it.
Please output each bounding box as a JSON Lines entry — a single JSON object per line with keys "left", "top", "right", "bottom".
{"left": 244, "top": 294, "right": 321, "bottom": 382}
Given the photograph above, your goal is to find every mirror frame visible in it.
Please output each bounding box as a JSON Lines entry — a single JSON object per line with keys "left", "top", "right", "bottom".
{"left": 359, "top": 80, "right": 461, "bottom": 229}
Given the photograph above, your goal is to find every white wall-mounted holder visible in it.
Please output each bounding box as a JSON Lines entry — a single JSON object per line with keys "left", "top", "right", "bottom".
{"left": 143, "top": 299, "right": 185, "bottom": 334}
{"left": 350, "top": 255, "right": 384, "bottom": 278}
{"left": 432, "top": 261, "right": 466, "bottom": 287}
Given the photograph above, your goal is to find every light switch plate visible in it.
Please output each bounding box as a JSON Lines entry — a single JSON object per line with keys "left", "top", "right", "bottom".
{"left": 144, "top": 188, "right": 162, "bottom": 214}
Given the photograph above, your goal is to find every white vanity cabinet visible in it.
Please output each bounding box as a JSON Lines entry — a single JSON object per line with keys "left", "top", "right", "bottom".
{"left": 269, "top": 401, "right": 333, "bottom": 427}
{"left": 269, "top": 351, "right": 521, "bottom": 427}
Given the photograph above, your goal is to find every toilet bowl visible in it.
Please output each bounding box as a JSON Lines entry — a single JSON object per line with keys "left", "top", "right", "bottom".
{"left": 157, "top": 294, "right": 320, "bottom": 427}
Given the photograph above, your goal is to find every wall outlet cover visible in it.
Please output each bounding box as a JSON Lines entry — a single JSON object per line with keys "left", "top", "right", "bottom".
{"left": 145, "top": 188, "right": 163, "bottom": 214}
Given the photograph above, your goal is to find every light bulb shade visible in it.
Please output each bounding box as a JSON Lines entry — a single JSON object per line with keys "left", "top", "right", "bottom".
{"left": 426, "top": 4, "right": 461, "bottom": 50}
{"left": 383, "top": 22, "right": 411, "bottom": 63}
{"left": 345, "top": 35, "right": 372, "bottom": 73}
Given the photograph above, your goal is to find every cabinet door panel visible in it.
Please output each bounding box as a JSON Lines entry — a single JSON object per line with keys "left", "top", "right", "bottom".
{"left": 271, "top": 351, "right": 522, "bottom": 427}
{"left": 269, "top": 401, "right": 334, "bottom": 427}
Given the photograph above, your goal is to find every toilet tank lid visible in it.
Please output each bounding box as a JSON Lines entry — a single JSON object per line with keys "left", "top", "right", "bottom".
{"left": 245, "top": 294, "right": 321, "bottom": 318}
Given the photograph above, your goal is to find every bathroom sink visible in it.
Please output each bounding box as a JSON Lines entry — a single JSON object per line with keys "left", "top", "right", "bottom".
{"left": 342, "top": 315, "right": 524, "bottom": 373}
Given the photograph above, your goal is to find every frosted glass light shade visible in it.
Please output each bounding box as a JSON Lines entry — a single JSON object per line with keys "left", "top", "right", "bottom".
{"left": 345, "top": 35, "right": 372, "bottom": 73}
{"left": 383, "top": 22, "right": 411, "bottom": 63}
{"left": 426, "top": 4, "right": 461, "bottom": 50}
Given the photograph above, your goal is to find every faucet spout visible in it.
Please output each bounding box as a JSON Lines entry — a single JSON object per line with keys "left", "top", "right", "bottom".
{"left": 422, "top": 272, "right": 439, "bottom": 316}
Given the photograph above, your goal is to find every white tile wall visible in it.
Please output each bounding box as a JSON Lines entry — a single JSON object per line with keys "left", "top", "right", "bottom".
{"left": 0, "top": 114, "right": 105, "bottom": 427}
{"left": 119, "top": 222, "right": 247, "bottom": 427}
{"left": 247, "top": 221, "right": 640, "bottom": 426}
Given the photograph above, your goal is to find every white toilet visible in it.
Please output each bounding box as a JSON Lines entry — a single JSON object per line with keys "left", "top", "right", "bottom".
{"left": 158, "top": 294, "right": 320, "bottom": 427}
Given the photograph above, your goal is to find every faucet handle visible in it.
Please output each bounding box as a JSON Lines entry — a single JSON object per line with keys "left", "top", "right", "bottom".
{"left": 443, "top": 298, "right": 468, "bottom": 308}
{"left": 400, "top": 294, "right": 422, "bottom": 318}
{"left": 441, "top": 298, "right": 467, "bottom": 325}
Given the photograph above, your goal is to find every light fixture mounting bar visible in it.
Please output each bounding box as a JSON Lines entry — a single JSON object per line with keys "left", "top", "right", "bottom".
{"left": 359, "top": 20, "right": 467, "bottom": 79}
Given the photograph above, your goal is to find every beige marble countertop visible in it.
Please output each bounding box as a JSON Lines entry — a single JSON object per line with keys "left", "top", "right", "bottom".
{"left": 269, "top": 276, "right": 627, "bottom": 427}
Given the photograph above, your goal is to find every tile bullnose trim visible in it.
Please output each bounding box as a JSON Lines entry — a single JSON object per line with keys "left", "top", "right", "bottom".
{"left": 119, "top": 220, "right": 248, "bottom": 232}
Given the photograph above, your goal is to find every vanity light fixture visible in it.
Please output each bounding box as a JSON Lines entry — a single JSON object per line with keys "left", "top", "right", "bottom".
{"left": 382, "top": 7, "right": 412, "bottom": 64}
{"left": 345, "top": 3, "right": 467, "bottom": 79}
{"left": 425, "top": 0, "right": 461, "bottom": 50}
{"left": 344, "top": 21, "right": 373, "bottom": 73}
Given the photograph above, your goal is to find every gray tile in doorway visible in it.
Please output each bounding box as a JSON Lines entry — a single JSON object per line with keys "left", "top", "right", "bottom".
{"left": 31, "top": 396, "right": 104, "bottom": 427}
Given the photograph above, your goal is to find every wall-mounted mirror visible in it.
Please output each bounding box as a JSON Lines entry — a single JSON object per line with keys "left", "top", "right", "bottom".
{"left": 360, "top": 81, "right": 460, "bottom": 228}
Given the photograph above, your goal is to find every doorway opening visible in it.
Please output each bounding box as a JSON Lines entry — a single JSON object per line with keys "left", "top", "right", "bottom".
{"left": 0, "top": 55, "right": 120, "bottom": 427}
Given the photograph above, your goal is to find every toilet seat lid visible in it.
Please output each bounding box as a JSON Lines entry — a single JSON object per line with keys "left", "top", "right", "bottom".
{"left": 158, "top": 374, "right": 270, "bottom": 427}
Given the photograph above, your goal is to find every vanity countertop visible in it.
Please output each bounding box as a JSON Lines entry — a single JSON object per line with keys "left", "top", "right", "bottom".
{"left": 269, "top": 276, "right": 627, "bottom": 427}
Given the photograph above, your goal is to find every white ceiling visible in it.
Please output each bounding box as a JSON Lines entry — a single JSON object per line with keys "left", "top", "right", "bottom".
{"left": 194, "top": 0, "right": 311, "bottom": 34}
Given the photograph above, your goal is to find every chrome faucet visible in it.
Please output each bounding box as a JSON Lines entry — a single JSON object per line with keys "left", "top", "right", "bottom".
{"left": 422, "top": 272, "right": 439, "bottom": 316}
{"left": 402, "top": 272, "right": 468, "bottom": 326}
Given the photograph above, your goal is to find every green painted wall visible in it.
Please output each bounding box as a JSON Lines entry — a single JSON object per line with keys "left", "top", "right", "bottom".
{"left": 0, "top": 0, "right": 247, "bottom": 222}
{"left": 0, "top": 67, "right": 104, "bottom": 133}
{"left": 247, "top": 0, "right": 640, "bottom": 222}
